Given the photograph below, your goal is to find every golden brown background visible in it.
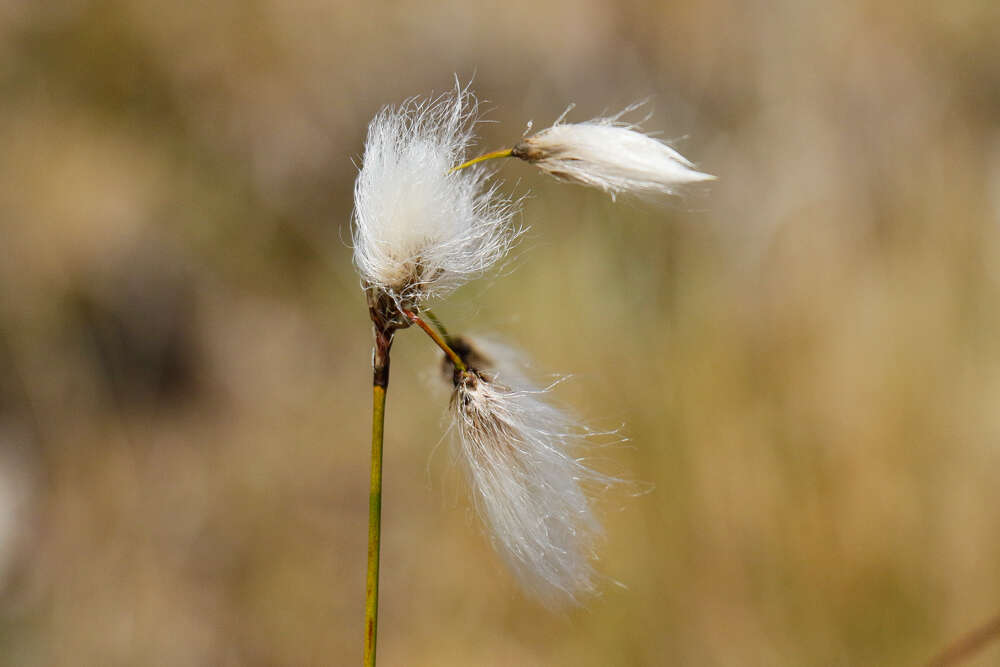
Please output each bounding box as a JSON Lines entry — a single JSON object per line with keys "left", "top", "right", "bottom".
{"left": 2, "top": 1, "right": 1000, "bottom": 665}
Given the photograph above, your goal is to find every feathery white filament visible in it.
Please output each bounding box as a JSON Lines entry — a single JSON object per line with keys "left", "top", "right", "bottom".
{"left": 450, "top": 353, "right": 616, "bottom": 605}
{"left": 516, "top": 104, "right": 715, "bottom": 199}
{"left": 352, "top": 82, "right": 520, "bottom": 303}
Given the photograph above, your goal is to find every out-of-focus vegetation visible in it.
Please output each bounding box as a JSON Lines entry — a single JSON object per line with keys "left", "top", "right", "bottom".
{"left": 1, "top": 1, "right": 1000, "bottom": 665}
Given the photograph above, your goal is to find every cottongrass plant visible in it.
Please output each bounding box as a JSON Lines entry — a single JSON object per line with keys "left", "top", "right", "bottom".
{"left": 353, "top": 83, "right": 520, "bottom": 307}
{"left": 448, "top": 337, "right": 618, "bottom": 606}
{"left": 453, "top": 102, "right": 715, "bottom": 199}
{"left": 353, "top": 79, "right": 712, "bottom": 666}
{"left": 511, "top": 104, "right": 716, "bottom": 199}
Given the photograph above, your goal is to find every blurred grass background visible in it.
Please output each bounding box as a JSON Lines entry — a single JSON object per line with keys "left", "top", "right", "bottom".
{"left": 1, "top": 0, "right": 1000, "bottom": 664}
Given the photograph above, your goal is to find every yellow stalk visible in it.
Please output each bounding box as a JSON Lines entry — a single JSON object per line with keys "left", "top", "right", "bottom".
{"left": 448, "top": 147, "right": 514, "bottom": 174}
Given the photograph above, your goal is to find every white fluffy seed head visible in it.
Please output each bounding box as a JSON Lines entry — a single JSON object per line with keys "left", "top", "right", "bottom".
{"left": 352, "top": 81, "right": 521, "bottom": 305}
{"left": 448, "top": 340, "right": 618, "bottom": 605}
{"left": 513, "top": 103, "right": 716, "bottom": 200}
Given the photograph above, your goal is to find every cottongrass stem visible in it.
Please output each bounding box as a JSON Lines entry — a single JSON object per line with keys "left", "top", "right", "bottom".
{"left": 362, "top": 289, "right": 404, "bottom": 667}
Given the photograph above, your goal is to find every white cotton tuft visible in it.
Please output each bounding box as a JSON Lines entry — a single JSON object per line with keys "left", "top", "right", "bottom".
{"left": 449, "top": 343, "right": 618, "bottom": 605}
{"left": 352, "top": 81, "right": 521, "bottom": 305}
{"left": 513, "top": 103, "right": 716, "bottom": 200}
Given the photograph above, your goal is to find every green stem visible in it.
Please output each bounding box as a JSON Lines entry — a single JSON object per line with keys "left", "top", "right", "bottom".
{"left": 402, "top": 309, "right": 466, "bottom": 372}
{"left": 364, "top": 329, "right": 393, "bottom": 667}
{"left": 422, "top": 309, "right": 454, "bottom": 347}
{"left": 448, "top": 147, "right": 514, "bottom": 174}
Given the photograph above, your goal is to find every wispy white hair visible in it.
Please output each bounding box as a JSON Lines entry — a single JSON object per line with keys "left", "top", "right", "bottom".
{"left": 513, "top": 103, "right": 715, "bottom": 200}
{"left": 449, "top": 341, "right": 618, "bottom": 605}
{"left": 352, "top": 81, "right": 520, "bottom": 304}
